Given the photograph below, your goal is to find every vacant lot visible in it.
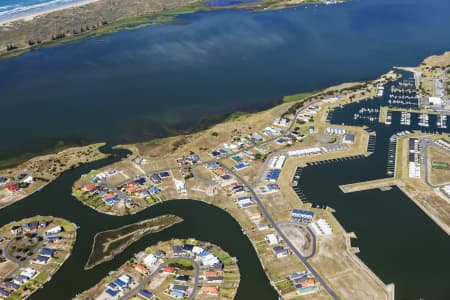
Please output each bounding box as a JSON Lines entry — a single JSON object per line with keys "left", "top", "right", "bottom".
{"left": 428, "top": 147, "right": 450, "bottom": 185}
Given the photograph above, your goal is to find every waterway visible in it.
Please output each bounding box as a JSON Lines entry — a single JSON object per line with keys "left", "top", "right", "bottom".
{"left": 1, "top": 0, "right": 450, "bottom": 157}
{"left": 0, "top": 146, "right": 279, "bottom": 299}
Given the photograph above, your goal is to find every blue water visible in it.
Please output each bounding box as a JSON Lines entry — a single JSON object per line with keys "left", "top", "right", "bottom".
{"left": 0, "top": 0, "right": 449, "bottom": 156}
{"left": 0, "top": 0, "right": 86, "bottom": 21}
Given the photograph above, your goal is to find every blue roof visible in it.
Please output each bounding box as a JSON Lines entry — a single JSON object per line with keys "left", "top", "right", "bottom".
{"left": 108, "top": 282, "right": 117, "bottom": 289}
{"left": 173, "top": 285, "right": 189, "bottom": 292}
{"left": 172, "top": 245, "right": 184, "bottom": 253}
{"left": 183, "top": 244, "right": 194, "bottom": 251}
{"left": 292, "top": 209, "right": 314, "bottom": 216}
{"left": 135, "top": 178, "right": 146, "bottom": 185}
{"left": 105, "top": 289, "right": 119, "bottom": 296}
{"left": 176, "top": 275, "right": 190, "bottom": 281}
{"left": 170, "top": 290, "right": 185, "bottom": 298}
{"left": 40, "top": 248, "right": 56, "bottom": 256}
{"left": 114, "top": 278, "right": 127, "bottom": 288}
{"left": 199, "top": 250, "right": 210, "bottom": 257}
{"left": 0, "top": 288, "right": 10, "bottom": 297}
{"left": 159, "top": 171, "right": 170, "bottom": 178}
{"left": 139, "top": 289, "right": 153, "bottom": 298}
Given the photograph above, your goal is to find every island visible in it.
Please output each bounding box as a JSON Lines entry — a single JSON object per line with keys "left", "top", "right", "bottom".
{"left": 0, "top": 216, "right": 77, "bottom": 299}
{"left": 0, "top": 0, "right": 344, "bottom": 59}
{"left": 0, "top": 143, "right": 107, "bottom": 210}
{"left": 75, "top": 239, "right": 240, "bottom": 300}
{"left": 85, "top": 215, "right": 184, "bottom": 270}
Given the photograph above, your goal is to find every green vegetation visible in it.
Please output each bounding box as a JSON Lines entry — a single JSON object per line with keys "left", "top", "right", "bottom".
{"left": 85, "top": 215, "right": 183, "bottom": 269}
{"left": 169, "top": 259, "right": 195, "bottom": 270}
{"left": 0, "top": 139, "right": 87, "bottom": 170}
{"left": 282, "top": 91, "right": 317, "bottom": 103}
{"left": 432, "top": 161, "right": 449, "bottom": 170}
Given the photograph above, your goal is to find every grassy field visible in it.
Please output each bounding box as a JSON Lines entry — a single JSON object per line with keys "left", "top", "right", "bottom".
{"left": 429, "top": 147, "right": 450, "bottom": 185}
{"left": 282, "top": 91, "right": 318, "bottom": 103}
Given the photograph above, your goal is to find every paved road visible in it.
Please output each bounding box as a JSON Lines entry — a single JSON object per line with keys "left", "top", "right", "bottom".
{"left": 276, "top": 221, "right": 317, "bottom": 260}
{"left": 3, "top": 234, "right": 47, "bottom": 277}
{"left": 119, "top": 257, "right": 200, "bottom": 300}
{"left": 91, "top": 96, "right": 340, "bottom": 298}
{"left": 219, "top": 162, "right": 339, "bottom": 300}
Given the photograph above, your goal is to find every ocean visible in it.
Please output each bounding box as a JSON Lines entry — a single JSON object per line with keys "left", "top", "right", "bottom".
{"left": 0, "top": 0, "right": 89, "bottom": 22}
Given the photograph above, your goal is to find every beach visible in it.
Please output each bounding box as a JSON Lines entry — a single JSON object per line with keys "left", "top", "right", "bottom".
{"left": 0, "top": 0, "right": 101, "bottom": 26}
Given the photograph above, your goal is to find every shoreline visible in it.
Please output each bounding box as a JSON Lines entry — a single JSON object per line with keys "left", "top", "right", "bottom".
{"left": 0, "top": 0, "right": 346, "bottom": 59}
{"left": 0, "top": 0, "right": 101, "bottom": 26}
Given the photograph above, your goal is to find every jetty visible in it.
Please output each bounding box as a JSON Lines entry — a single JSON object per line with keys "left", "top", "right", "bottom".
{"left": 339, "top": 178, "right": 401, "bottom": 193}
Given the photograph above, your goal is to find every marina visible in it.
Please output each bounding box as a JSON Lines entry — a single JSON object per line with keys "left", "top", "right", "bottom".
{"left": 353, "top": 107, "right": 379, "bottom": 123}
{"left": 437, "top": 114, "right": 447, "bottom": 129}
{"left": 386, "top": 136, "right": 397, "bottom": 176}
{"left": 418, "top": 113, "right": 430, "bottom": 127}
{"left": 400, "top": 111, "right": 411, "bottom": 126}
{"left": 388, "top": 78, "right": 419, "bottom": 110}
{"left": 367, "top": 135, "right": 377, "bottom": 153}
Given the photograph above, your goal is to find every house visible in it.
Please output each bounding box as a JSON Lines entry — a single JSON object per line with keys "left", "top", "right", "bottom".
{"left": 10, "top": 226, "right": 22, "bottom": 235}
{"left": 0, "top": 288, "right": 10, "bottom": 298}
{"left": 135, "top": 263, "right": 148, "bottom": 274}
{"left": 200, "top": 286, "right": 219, "bottom": 295}
{"left": 22, "top": 176, "right": 34, "bottom": 184}
{"left": 273, "top": 246, "right": 289, "bottom": 258}
{"left": 154, "top": 250, "right": 166, "bottom": 258}
{"left": 0, "top": 281, "right": 19, "bottom": 291}
{"left": 40, "top": 248, "right": 56, "bottom": 258}
{"left": 265, "top": 234, "right": 279, "bottom": 245}
{"left": 162, "top": 267, "right": 176, "bottom": 274}
{"left": 150, "top": 174, "right": 162, "bottom": 184}
{"left": 0, "top": 177, "right": 7, "bottom": 183}
{"left": 343, "top": 134, "right": 355, "bottom": 144}
{"left": 172, "top": 245, "right": 185, "bottom": 256}
{"left": 47, "top": 236, "right": 62, "bottom": 243}
{"left": 143, "top": 254, "right": 158, "bottom": 267}
{"left": 170, "top": 289, "right": 185, "bottom": 298}
{"left": 292, "top": 209, "right": 314, "bottom": 223}
{"left": 172, "top": 285, "right": 189, "bottom": 294}
{"left": 33, "top": 256, "right": 50, "bottom": 265}
{"left": 183, "top": 244, "right": 194, "bottom": 252}
{"left": 105, "top": 289, "right": 119, "bottom": 297}
{"left": 175, "top": 275, "right": 190, "bottom": 282}
{"left": 159, "top": 171, "right": 171, "bottom": 179}
{"left": 46, "top": 226, "right": 63, "bottom": 235}
{"left": 139, "top": 289, "right": 154, "bottom": 299}
{"left": 22, "top": 222, "right": 39, "bottom": 233}
{"left": 6, "top": 184, "right": 18, "bottom": 192}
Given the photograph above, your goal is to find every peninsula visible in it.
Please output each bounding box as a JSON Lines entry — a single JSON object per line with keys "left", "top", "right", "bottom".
{"left": 72, "top": 66, "right": 399, "bottom": 299}
{"left": 76, "top": 238, "right": 240, "bottom": 300}
{"left": 0, "top": 143, "right": 107, "bottom": 210}
{"left": 0, "top": 216, "right": 77, "bottom": 299}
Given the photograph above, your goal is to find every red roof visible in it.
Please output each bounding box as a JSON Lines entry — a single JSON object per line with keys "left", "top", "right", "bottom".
{"left": 83, "top": 184, "right": 97, "bottom": 192}
{"left": 7, "top": 184, "right": 18, "bottom": 191}
{"left": 200, "top": 286, "right": 218, "bottom": 294}
{"left": 135, "top": 263, "right": 148, "bottom": 274}
{"left": 204, "top": 271, "right": 218, "bottom": 277}
{"left": 162, "top": 266, "right": 175, "bottom": 273}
